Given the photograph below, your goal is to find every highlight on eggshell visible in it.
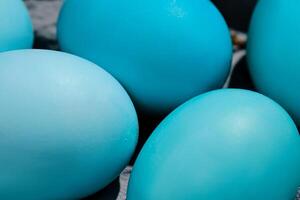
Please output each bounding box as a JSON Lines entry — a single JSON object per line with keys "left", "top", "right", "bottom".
{"left": 57, "top": 0, "right": 233, "bottom": 114}
{"left": 0, "top": 49, "right": 138, "bottom": 200}
{"left": 128, "top": 89, "right": 300, "bottom": 200}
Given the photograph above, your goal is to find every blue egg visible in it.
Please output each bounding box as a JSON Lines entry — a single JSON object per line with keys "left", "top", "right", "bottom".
{"left": 0, "top": 0, "right": 33, "bottom": 52}
{"left": 247, "top": 0, "right": 300, "bottom": 125}
{"left": 57, "top": 0, "right": 232, "bottom": 114}
{"left": 0, "top": 50, "right": 138, "bottom": 199}
{"left": 128, "top": 89, "right": 300, "bottom": 200}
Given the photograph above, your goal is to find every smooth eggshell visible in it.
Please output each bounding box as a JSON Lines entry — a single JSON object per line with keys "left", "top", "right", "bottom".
{"left": 247, "top": 0, "right": 300, "bottom": 125}
{"left": 57, "top": 0, "right": 232, "bottom": 114}
{"left": 0, "top": 50, "right": 138, "bottom": 200}
{"left": 128, "top": 89, "right": 300, "bottom": 200}
{"left": 0, "top": 0, "right": 33, "bottom": 52}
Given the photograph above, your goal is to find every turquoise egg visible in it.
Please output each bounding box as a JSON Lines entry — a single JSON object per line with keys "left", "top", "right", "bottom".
{"left": 57, "top": 0, "right": 232, "bottom": 114}
{"left": 247, "top": 0, "right": 300, "bottom": 125}
{"left": 128, "top": 89, "right": 300, "bottom": 200}
{"left": 0, "top": 0, "right": 33, "bottom": 52}
{"left": 0, "top": 50, "right": 138, "bottom": 199}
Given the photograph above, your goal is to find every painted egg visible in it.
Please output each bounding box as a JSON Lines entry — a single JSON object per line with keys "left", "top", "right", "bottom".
{"left": 128, "top": 89, "right": 300, "bottom": 200}
{"left": 0, "top": 50, "right": 138, "bottom": 199}
{"left": 0, "top": 0, "right": 33, "bottom": 52}
{"left": 57, "top": 0, "right": 232, "bottom": 114}
{"left": 247, "top": 0, "right": 300, "bottom": 125}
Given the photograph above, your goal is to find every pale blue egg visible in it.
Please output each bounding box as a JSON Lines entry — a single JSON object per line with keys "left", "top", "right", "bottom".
{"left": 128, "top": 89, "right": 300, "bottom": 200}
{"left": 0, "top": 0, "right": 33, "bottom": 52}
{"left": 57, "top": 0, "right": 232, "bottom": 114}
{"left": 247, "top": 0, "right": 300, "bottom": 125}
{"left": 0, "top": 50, "right": 138, "bottom": 199}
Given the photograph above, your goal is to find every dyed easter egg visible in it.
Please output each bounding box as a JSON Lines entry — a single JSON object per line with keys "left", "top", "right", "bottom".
{"left": 0, "top": 50, "right": 138, "bottom": 199}
{"left": 128, "top": 89, "right": 300, "bottom": 200}
{"left": 57, "top": 0, "right": 232, "bottom": 114}
{"left": 247, "top": 0, "right": 300, "bottom": 125}
{"left": 0, "top": 0, "right": 33, "bottom": 52}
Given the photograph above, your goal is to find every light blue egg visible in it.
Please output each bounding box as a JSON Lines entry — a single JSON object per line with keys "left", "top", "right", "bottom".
{"left": 0, "top": 0, "right": 33, "bottom": 52}
{"left": 0, "top": 50, "right": 138, "bottom": 200}
{"left": 57, "top": 0, "right": 232, "bottom": 114}
{"left": 247, "top": 0, "right": 300, "bottom": 125}
{"left": 128, "top": 89, "right": 300, "bottom": 200}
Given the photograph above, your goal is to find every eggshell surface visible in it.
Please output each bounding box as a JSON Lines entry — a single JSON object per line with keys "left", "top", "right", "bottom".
{"left": 0, "top": 50, "right": 138, "bottom": 200}
{"left": 57, "top": 0, "right": 232, "bottom": 114}
{"left": 128, "top": 89, "right": 300, "bottom": 200}
{"left": 247, "top": 0, "right": 300, "bottom": 125}
{"left": 0, "top": 0, "right": 33, "bottom": 52}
